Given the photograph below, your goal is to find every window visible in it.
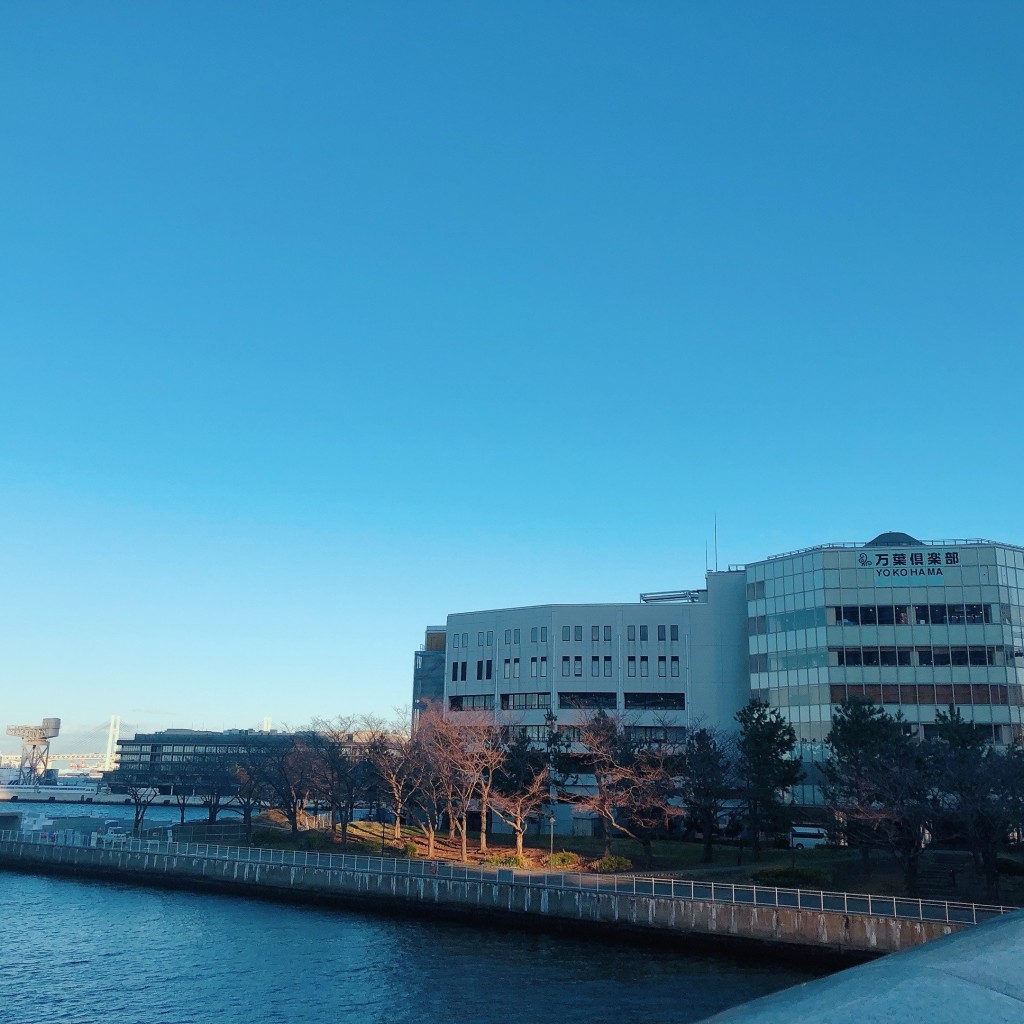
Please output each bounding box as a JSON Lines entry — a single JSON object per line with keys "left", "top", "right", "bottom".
{"left": 670, "top": 656, "right": 680, "bottom": 677}
{"left": 562, "top": 656, "right": 571, "bottom": 677}
{"left": 531, "top": 657, "right": 538, "bottom": 677}
{"left": 604, "top": 656, "right": 612, "bottom": 677}
{"left": 540, "top": 656, "right": 548, "bottom": 677}
{"left": 592, "top": 625, "right": 600, "bottom": 641}
{"left": 658, "top": 625, "right": 666, "bottom": 642}
{"left": 591, "top": 656, "right": 600, "bottom": 676}
{"left": 501, "top": 692, "right": 552, "bottom": 711}
{"left": 515, "top": 725, "right": 549, "bottom": 741}
{"left": 486, "top": 659, "right": 493, "bottom": 680}
{"left": 503, "top": 659, "right": 511, "bottom": 679}
{"left": 514, "top": 628, "right": 521, "bottom": 644}
{"left": 451, "top": 662, "right": 458, "bottom": 682}
{"left": 658, "top": 656, "right": 667, "bottom": 677}
{"left": 531, "top": 627, "right": 538, "bottom": 642}
{"left": 462, "top": 633, "right": 468, "bottom": 647}
{"left": 453, "top": 634, "right": 460, "bottom": 649}
{"left": 574, "top": 656, "right": 583, "bottom": 676}
{"left": 541, "top": 626, "right": 548, "bottom": 642}
{"left": 623, "top": 693, "right": 687, "bottom": 710}
{"left": 627, "top": 625, "right": 636, "bottom": 641}
{"left": 449, "top": 694, "right": 494, "bottom": 711}
{"left": 562, "top": 626, "right": 571, "bottom": 642}
{"left": 478, "top": 631, "right": 484, "bottom": 646}
{"left": 460, "top": 661, "right": 466, "bottom": 681}
{"left": 558, "top": 692, "right": 616, "bottom": 710}
{"left": 476, "top": 660, "right": 484, "bottom": 681}
{"left": 639, "top": 625, "right": 649, "bottom": 641}
{"left": 604, "top": 625, "right": 612, "bottom": 641}
{"left": 628, "top": 656, "right": 636, "bottom": 677}
{"left": 625, "top": 725, "right": 686, "bottom": 744}
{"left": 574, "top": 625, "right": 583, "bottom": 642}
{"left": 670, "top": 624, "right": 679, "bottom": 642}
{"left": 513, "top": 657, "right": 520, "bottom": 678}
{"left": 505, "top": 629, "right": 512, "bottom": 644}
{"left": 640, "top": 656, "right": 649, "bottom": 677}
{"left": 487, "top": 630, "right": 494, "bottom": 645}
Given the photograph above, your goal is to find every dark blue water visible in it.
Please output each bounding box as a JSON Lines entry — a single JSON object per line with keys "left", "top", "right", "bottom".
{"left": 0, "top": 870, "right": 818, "bottom": 1024}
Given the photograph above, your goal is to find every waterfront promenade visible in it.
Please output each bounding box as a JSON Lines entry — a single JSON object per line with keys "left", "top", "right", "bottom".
{"left": 0, "top": 829, "right": 1012, "bottom": 961}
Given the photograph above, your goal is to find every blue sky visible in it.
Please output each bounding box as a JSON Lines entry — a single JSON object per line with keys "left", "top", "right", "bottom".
{"left": 2, "top": 3, "right": 1022, "bottom": 748}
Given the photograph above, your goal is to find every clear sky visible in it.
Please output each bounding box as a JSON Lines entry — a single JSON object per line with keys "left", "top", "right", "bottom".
{"left": 2, "top": 3, "right": 1022, "bottom": 751}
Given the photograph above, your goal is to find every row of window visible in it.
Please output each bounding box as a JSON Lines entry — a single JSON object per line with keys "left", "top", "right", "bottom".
{"left": 555, "top": 725, "right": 687, "bottom": 744}
{"left": 833, "top": 646, "right": 1005, "bottom": 667}
{"left": 748, "top": 645, "right": 1021, "bottom": 673}
{"left": 747, "top": 603, "right": 1010, "bottom": 636}
{"left": 559, "top": 655, "right": 682, "bottom": 677}
{"left": 450, "top": 624, "right": 684, "bottom": 648}
{"left": 448, "top": 691, "right": 688, "bottom": 713}
{"left": 831, "top": 603, "right": 1001, "bottom": 627}
{"left": 828, "top": 683, "right": 1024, "bottom": 707}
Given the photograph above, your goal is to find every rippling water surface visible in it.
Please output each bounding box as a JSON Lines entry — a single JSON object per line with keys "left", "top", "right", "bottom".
{"left": 0, "top": 868, "right": 817, "bottom": 1024}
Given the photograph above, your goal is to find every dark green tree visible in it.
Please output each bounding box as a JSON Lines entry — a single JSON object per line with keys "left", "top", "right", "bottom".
{"left": 735, "top": 699, "right": 803, "bottom": 861}
{"left": 823, "top": 699, "right": 905, "bottom": 869}
{"left": 928, "top": 706, "right": 1020, "bottom": 901}
{"left": 678, "top": 725, "right": 736, "bottom": 864}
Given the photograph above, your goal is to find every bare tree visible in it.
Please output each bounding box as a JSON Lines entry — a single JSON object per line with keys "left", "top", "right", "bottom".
{"left": 490, "top": 729, "right": 550, "bottom": 859}
{"left": 362, "top": 711, "right": 418, "bottom": 843}
{"left": 574, "top": 710, "right": 683, "bottom": 867}
{"left": 125, "top": 781, "right": 159, "bottom": 835}
{"left": 260, "top": 734, "right": 315, "bottom": 837}
{"left": 308, "top": 717, "right": 366, "bottom": 846}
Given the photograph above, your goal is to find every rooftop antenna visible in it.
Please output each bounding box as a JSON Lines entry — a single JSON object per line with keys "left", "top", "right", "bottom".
{"left": 714, "top": 514, "right": 719, "bottom": 572}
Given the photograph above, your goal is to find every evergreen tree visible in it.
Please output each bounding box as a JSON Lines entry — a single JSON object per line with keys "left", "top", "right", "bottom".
{"left": 735, "top": 699, "right": 802, "bottom": 860}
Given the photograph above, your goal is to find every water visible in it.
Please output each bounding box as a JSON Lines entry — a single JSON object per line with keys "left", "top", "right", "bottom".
{"left": 0, "top": 870, "right": 819, "bottom": 1024}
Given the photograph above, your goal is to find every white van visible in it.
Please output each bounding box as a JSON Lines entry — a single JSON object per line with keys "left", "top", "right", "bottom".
{"left": 789, "top": 825, "right": 829, "bottom": 850}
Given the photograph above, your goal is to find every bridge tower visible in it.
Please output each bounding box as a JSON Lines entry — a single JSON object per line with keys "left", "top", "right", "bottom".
{"left": 5, "top": 718, "right": 61, "bottom": 784}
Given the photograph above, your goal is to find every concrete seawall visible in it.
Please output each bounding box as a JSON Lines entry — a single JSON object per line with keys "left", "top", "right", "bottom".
{"left": 0, "top": 837, "right": 969, "bottom": 962}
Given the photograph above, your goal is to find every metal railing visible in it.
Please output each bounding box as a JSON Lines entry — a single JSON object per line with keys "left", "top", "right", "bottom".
{"left": 0, "top": 828, "right": 1014, "bottom": 927}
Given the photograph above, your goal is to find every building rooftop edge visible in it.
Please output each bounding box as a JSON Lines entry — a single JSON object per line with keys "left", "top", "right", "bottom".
{"left": 732, "top": 536, "right": 1022, "bottom": 570}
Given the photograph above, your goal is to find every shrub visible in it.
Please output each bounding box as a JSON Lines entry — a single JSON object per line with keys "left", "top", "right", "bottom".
{"left": 749, "top": 865, "right": 832, "bottom": 889}
{"left": 484, "top": 854, "right": 526, "bottom": 868}
{"left": 548, "top": 851, "right": 581, "bottom": 870}
{"left": 596, "top": 855, "right": 633, "bottom": 873}
{"left": 996, "top": 856, "right": 1024, "bottom": 876}
{"left": 299, "top": 831, "right": 332, "bottom": 850}
{"left": 251, "top": 828, "right": 286, "bottom": 846}
{"left": 403, "top": 841, "right": 419, "bottom": 858}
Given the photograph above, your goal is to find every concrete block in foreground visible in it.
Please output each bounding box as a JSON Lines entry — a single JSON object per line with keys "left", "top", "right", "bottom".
{"left": 697, "top": 908, "right": 1024, "bottom": 1024}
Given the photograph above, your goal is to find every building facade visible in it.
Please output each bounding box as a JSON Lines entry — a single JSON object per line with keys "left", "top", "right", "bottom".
{"left": 434, "top": 570, "right": 749, "bottom": 745}
{"left": 418, "top": 532, "right": 1024, "bottom": 797}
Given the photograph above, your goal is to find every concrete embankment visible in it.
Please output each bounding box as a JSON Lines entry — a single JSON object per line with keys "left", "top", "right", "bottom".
{"left": 0, "top": 838, "right": 969, "bottom": 963}
{"left": 697, "top": 907, "right": 1024, "bottom": 1023}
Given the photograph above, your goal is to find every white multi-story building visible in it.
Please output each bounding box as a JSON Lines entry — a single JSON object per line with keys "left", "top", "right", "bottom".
{"left": 441, "top": 570, "right": 749, "bottom": 748}
{"left": 419, "top": 532, "right": 1024, "bottom": 803}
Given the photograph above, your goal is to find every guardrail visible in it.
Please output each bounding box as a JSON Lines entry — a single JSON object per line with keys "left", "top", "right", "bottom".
{"left": 0, "top": 828, "right": 1014, "bottom": 927}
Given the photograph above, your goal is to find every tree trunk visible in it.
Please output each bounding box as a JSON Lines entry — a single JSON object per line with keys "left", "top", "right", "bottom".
{"left": 642, "top": 837, "right": 653, "bottom": 868}
{"left": 459, "top": 817, "right": 468, "bottom": 861}
{"left": 515, "top": 827, "right": 524, "bottom": 859}
{"left": 702, "top": 831, "right": 714, "bottom": 864}
{"left": 426, "top": 824, "right": 435, "bottom": 858}
{"left": 479, "top": 797, "right": 489, "bottom": 852}
{"left": 392, "top": 804, "right": 403, "bottom": 842}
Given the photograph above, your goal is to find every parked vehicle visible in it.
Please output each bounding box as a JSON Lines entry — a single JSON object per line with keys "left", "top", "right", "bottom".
{"left": 789, "top": 825, "right": 828, "bottom": 850}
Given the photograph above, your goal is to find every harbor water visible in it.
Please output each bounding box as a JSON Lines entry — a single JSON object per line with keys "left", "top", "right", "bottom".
{"left": 0, "top": 862, "right": 819, "bottom": 1024}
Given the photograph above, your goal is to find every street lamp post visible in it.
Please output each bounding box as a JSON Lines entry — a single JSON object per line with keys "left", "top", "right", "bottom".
{"left": 548, "top": 813, "right": 555, "bottom": 861}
